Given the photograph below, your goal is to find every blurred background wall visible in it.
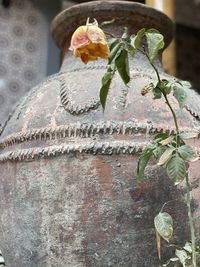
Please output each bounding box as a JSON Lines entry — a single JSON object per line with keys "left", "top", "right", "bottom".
{"left": 0, "top": 0, "right": 60, "bottom": 126}
{"left": 145, "top": 0, "right": 200, "bottom": 91}
{"left": 0, "top": 0, "right": 200, "bottom": 127}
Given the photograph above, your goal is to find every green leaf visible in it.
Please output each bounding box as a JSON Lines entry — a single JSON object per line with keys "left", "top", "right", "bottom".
{"left": 131, "top": 28, "right": 146, "bottom": 49}
{"left": 152, "top": 87, "right": 162, "bottom": 99}
{"left": 177, "top": 80, "right": 191, "bottom": 89}
{"left": 173, "top": 83, "right": 187, "bottom": 108}
{"left": 178, "top": 145, "right": 197, "bottom": 161}
{"left": 179, "top": 131, "right": 198, "bottom": 139}
{"left": 115, "top": 49, "right": 130, "bottom": 85}
{"left": 154, "top": 212, "right": 173, "bottom": 242}
{"left": 137, "top": 145, "right": 155, "bottom": 180}
{"left": 153, "top": 146, "right": 167, "bottom": 160}
{"left": 175, "top": 249, "right": 190, "bottom": 266}
{"left": 154, "top": 133, "right": 169, "bottom": 142}
{"left": 157, "top": 79, "right": 171, "bottom": 95}
{"left": 137, "top": 152, "right": 152, "bottom": 180}
{"left": 183, "top": 242, "right": 192, "bottom": 254}
{"left": 157, "top": 147, "right": 175, "bottom": 166}
{"left": 108, "top": 38, "right": 118, "bottom": 49}
{"left": 125, "top": 43, "right": 136, "bottom": 57}
{"left": 99, "top": 71, "right": 113, "bottom": 110}
{"left": 145, "top": 29, "right": 164, "bottom": 63}
{"left": 166, "top": 154, "right": 186, "bottom": 184}
{"left": 109, "top": 42, "right": 122, "bottom": 64}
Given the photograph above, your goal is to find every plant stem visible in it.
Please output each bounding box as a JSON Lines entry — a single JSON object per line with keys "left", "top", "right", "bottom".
{"left": 162, "top": 94, "right": 179, "bottom": 134}
{"left": 148, "top": 56, "right": 197, "bottom": 266}
{"left": 147, "top": 55, "right": 179, "bottom": 135}
{"left": 149, "top": 61, "right": 161, "bottom": 83}
{"left": 186, "top": 174, "right": 197, "bottom": 267}
{"left": 140, "top": 50, "right": 161, "bottom": 83}
{"left": 163, "top": 94, "right": 179, "bottom": 148}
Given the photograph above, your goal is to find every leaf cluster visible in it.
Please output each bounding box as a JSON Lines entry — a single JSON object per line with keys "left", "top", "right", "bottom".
{"left": 162, "top": 242, "right": 200, "bottom": 267}
{"left": 100, "top": 27, "right": 192, "bottom": 111}
{"left": 142, "top": 79, "right": 191, "bottom": 110}
{"left": 100, "top": 36, "right": 130, "bottom": 109}
{"left": 155, "top": 210, "right": 200, "bottom": 267}
{"left": 100, "top": 28, "right": 165, "bottom": 110}
{"left": 137, "top": 132, "right": 198, "bottom": 184}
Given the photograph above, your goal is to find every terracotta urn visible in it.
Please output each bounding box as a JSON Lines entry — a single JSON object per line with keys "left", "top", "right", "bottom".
{"left": 0, "top": 1, "right": 200, "bottom": 266}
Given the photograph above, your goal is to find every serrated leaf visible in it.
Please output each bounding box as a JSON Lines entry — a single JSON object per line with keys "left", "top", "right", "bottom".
{"left": 99, "top": 71, "right": 113, "bottom": 110}
{"left": 178, "top": 145, "right": 197, "bottom": 161}
{"left": 145, "top": 29, "right": 164, "bottom": 63}
{"left": 157, "top": 148, "right": 175, "bottom": 166}
{"left": 137, "top": 145, "right": 155, "bottom": 180}
{"left": 173, "top": 84, "right": 187, "bottom": 108}
{"left": 131, "top": 28, "right": 146, "bottom": 49}
{"left": 179, "top": 131, "right": 198, "bottom": 139}
{"left": 166, "top": 154, "right": 186, "bottom": 184}
{"left": 154, "top": 212, "right": 173, "bottom": 242}
{"left": 115, "top": 49, "right": 130, "bottom": 85}
{"left": 153, "top": 146, "right": 167, "bottom": 160}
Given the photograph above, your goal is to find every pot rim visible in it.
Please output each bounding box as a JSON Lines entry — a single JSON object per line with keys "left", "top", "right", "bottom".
{"left": 51, "top": 0, "right": 173, "bottom": 51}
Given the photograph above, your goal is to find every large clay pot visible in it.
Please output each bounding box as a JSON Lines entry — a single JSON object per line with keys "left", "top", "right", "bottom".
{"left": 0, "top": 1, "right": 200, "bottom": 266}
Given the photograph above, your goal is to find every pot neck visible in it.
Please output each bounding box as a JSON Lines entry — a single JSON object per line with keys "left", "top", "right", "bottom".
{"left": 51, "top": 1, "right": 173, "bottom": 55}
{"left": 60, "top": 48, "right": 164, "bottom": 74}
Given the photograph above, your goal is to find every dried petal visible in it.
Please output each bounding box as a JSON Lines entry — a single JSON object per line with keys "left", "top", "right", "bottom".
{"left": 70, "top": 25, "right": 110, "bottom": 64}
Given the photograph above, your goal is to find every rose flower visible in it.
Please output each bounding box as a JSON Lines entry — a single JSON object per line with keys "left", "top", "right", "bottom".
{"left": 70, "top": 24, "right": 110, "bottom": 64}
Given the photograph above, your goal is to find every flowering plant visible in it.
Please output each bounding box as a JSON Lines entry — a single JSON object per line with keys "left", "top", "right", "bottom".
{"left": 70, "top": 19, "right": 199, "bottom": 267}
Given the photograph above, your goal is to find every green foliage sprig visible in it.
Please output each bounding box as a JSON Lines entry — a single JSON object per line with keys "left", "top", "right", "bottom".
{"left": 100, "top": 27, "right": 199, "bottom": 267}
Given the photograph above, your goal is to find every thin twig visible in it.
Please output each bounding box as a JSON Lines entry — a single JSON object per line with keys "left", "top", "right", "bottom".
{"left": 186, "top": 174, "right": 197, "bottom": 267}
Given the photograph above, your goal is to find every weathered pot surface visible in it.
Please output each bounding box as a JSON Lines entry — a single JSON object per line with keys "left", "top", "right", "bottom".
{"left": 0, "top": 1, "right": 200, "bottom": 267}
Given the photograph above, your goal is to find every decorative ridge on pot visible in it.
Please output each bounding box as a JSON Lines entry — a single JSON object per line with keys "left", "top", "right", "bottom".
{"left": 0, "top": 1, "right": 199, "bottom": 162}
{"left": 51, "top": 0, "right": 174, "bottom": 51}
